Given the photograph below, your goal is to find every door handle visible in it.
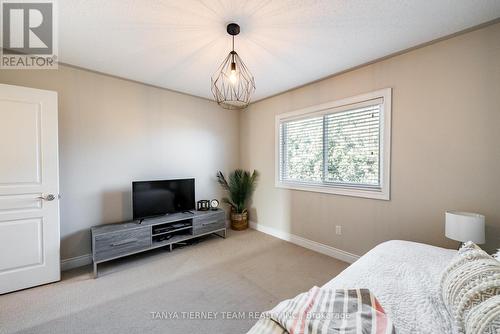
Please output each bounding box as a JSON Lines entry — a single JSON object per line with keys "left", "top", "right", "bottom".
{"left": 38, "top": 194, "right": 57, "bottom": 201}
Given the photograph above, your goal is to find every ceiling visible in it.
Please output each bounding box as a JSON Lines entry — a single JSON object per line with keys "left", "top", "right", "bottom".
{"left": 59, "top": 0, "right": 500, "bottom": 102}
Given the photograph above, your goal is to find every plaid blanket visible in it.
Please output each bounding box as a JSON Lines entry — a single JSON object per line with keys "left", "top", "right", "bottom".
{"left": 248, "top": 287, "right": 396, "bottom": 334}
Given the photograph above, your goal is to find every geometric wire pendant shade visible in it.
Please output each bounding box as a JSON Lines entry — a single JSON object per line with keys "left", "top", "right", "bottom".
{"left": 211, "top": 23, "right": 256, "bottom": 110}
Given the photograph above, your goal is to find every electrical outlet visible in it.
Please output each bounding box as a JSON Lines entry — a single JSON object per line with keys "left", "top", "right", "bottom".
{"left": 335, "top": 225, "right": 342, "bottom": 235}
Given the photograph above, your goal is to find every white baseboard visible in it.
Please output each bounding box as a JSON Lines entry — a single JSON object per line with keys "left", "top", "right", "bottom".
{"left": 249, "top": 221, "right": 360, "bottom": 264}
{"left": 61, "top": 254, "right": 92, "bottom": 271}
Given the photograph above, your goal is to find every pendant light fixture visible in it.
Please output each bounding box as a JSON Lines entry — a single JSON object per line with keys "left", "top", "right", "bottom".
{"left": 211, "top": 23, "right": 255, "bottom": 110}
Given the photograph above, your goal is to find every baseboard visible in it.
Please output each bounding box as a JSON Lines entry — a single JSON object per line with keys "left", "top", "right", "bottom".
{"left": 60, "top": 254, "right": 92, "bottom": 271}
{"left": 249, "top": 221, "right": 360, "bottom": 264}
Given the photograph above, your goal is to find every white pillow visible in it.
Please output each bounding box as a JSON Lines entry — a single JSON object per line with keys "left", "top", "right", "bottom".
{"left": 440, "top": 242, "right": 500, "bottom": 334}
{"left": 493, "top": 249, "right": 500, "bottom": 262}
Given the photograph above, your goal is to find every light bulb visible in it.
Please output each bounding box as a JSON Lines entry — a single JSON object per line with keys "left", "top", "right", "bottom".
{"left": 229, "top": 69, "right": 238, "bottom": 84}
{"left": 229, "top": 62, "right": 238, "bottom": 84}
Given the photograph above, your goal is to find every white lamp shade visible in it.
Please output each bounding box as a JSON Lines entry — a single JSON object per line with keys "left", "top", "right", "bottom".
{"left": 445, "top": 211, "right": 485, "bottom": 244}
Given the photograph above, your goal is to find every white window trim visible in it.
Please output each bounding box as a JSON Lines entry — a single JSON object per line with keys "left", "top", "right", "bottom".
{"left": 275, "top": 88, "right": 392, "bottom": 200}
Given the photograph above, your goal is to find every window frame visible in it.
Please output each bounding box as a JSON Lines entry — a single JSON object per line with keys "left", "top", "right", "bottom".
{"left": 275, "top": 88, "right": 392, "bottom": 200}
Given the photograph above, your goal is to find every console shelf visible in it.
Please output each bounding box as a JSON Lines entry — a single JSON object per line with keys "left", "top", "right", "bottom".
{"left": 91, "top": 209, "right": 225, "bottom": 278}
{"left": 152, "top": 233, "right": 194, "bottom": 247}
{"left": 152, "top": 225, "right": 192, "bottom": 236}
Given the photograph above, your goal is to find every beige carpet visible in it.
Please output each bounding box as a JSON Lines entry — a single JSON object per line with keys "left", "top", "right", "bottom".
{"left": 0, "top": 229, "right": 348, "bottom": 334}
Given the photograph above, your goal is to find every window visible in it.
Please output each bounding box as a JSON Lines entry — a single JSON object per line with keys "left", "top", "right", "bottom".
{"left": 276, "top": 88, "right": 391, "bottom": 200}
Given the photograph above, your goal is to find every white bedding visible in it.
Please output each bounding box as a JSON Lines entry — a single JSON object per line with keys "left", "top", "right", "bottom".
{"left": 323, "top": 240, "right": 457, "bottom": 334}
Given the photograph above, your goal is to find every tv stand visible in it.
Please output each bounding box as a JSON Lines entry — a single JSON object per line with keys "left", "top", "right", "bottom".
{"left": 91, "top": 209, "right": 225, "bottom": 278}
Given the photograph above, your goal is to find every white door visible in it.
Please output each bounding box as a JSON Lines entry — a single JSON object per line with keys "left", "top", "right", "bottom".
{"left": 0, "top": 83, "right": 60, "bottom": 294}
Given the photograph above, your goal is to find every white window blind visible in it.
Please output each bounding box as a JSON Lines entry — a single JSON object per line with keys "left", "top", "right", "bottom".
{"left": 325, "top": 104, "right": 380, "bottom": 186}
{"left": 280, "top": 116, "right": 324, "bottom": 183}
{"left": 276, "top": 89, "right": 391, "bottom": 200}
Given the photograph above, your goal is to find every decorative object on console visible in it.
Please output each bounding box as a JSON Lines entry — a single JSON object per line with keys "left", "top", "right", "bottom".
{"left": 217, "top": 169, "right": 259, "bottom": 230}
{"left": 445, "top": 211, "right": 485, "bottom": 247}
{"left": 210, "top": 199, "right": 219, "bottom": 210}
{"left": 211, "top": 23, "right": 255, "bottom": 110}
{"left": 197, "top": 200, "right": 210, "bottom": 211}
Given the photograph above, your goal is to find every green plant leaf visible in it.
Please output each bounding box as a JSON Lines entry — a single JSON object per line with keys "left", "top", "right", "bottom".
{"left": 216, "top": 169, "right": 259, "bottom": 213}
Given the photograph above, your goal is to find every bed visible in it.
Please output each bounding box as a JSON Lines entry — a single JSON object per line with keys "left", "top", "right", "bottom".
{"left": 322, "top": 240, "right": 457, "bottom": 333}
{"left": 248, "top": 240, "right": 459, "bottom": 334}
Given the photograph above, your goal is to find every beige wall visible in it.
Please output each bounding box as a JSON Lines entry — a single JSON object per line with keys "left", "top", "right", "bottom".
{"left": 0, "top": 65, "right": 240, "bottom": 260}
{"left": 0, "top": 23, "right": 498, "bottom": 262}
{"left": 240, "top": 22, "right": 500, "bottom": 255}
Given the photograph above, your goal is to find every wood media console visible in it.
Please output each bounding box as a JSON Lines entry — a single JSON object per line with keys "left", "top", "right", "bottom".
{"left": 91, "top": 209, "right": 226, "bottom": 277}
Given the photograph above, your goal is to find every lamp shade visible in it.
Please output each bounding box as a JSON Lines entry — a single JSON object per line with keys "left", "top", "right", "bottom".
{"left": 445, "top": 211, "right": 485, "bottom": 244}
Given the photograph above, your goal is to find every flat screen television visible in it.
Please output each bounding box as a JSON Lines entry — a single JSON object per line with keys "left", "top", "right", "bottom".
{"left": 132, "top": 178, "right": 195, "bottom": 220}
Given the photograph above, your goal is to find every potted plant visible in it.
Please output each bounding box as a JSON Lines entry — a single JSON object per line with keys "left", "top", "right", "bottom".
{"left": 217, "top": 169, "right": 259, "bottom": 230}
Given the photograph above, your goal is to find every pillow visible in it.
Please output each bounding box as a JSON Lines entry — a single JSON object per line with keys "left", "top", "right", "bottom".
{"left": 440, "top": 242, "right": 500, "bottom": 334}
{"left": 493, "top": 249, "right": 500, "bottom": 262}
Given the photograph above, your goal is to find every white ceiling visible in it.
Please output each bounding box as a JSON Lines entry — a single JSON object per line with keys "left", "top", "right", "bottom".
{"left": 59, "top": 0, "right": 500, "bottom": 102}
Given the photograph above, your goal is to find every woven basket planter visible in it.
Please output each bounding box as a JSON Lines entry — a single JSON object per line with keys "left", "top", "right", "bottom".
{"left": 230, "top": 211, "right": 248, "bottom": 230}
